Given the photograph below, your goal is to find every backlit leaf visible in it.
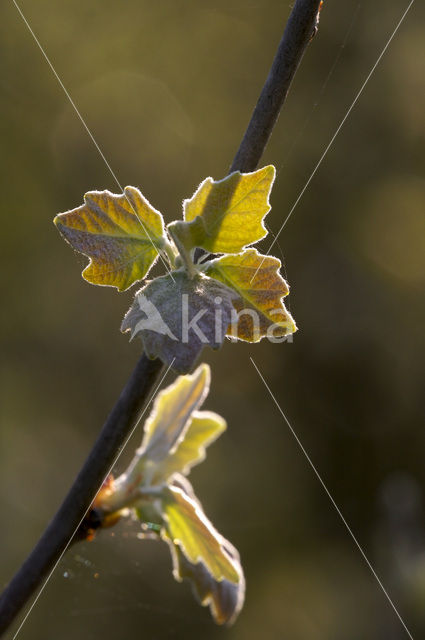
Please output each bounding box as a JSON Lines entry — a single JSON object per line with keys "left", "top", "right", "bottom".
{"left": 133, "top": 477, "right": 244, "bottom": 624}
{"left": 92, "top": 366, "right": 243, "bottom": 625}
{"left": 161, "top": 483, "right": 240, "bottom": 584}
{"left": 54, "top": 186, "right": 165, "bottom": 291}
{"left": 205, "top": 248, "right": 297, "bottom": 341}
{"left": 152, "top": 411, "right": 226, "bottom": 484}
{"left": 169, "top": 534, "right": 245, "bottom": 625}
{"left": 142, "top": 364, "right": 209, "bottom": 461}
{"left": 121, "top": 270, "right": 237, "bottom": 373}
{"left": 124, "top": 364, "right": 211, "bottom": 487}
{"left": 182, "top": 165, "right": 275, "bottom": 253}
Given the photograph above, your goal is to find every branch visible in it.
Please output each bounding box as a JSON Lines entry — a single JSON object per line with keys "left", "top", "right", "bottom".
{"left": 0, "top": 356, "right": 164, "bottom": 635}
{"left": 230, "top": 0, "right": 322, "bottom": 173}
{"left": 0, "top": 1, "right": 322, "bottom": 635}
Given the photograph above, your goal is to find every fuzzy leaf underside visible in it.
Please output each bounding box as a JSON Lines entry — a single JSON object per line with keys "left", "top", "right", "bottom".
{"left": 182, "top": 165, "right": 275, "bottom": 254}
{"left": 205, "top": 248, "right": 297, "bottom": 341}
{"left": 121, "top": 271, "right": 237, "bottom": 373}
{"left": 54, "top": 186, "right": 165, "bottom": 290}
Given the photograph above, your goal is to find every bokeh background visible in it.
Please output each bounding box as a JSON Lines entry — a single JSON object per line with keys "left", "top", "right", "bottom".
{"left": 1, "top": 1, "right": 424, "bottom": 638}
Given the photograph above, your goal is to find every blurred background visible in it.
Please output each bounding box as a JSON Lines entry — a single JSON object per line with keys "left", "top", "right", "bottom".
{"left": 1, "top": 0, "right": 424, "bottom": 638}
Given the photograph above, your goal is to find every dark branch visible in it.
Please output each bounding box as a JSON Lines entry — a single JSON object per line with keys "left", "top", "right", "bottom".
{"left": 0, "top": 1, "right": 322, "bottom": 635}
{"left": 230, "top": 0, "right": 322, "bottom": 173}
{"left": 0, "top": 355, "right": 164, "bottom": 635}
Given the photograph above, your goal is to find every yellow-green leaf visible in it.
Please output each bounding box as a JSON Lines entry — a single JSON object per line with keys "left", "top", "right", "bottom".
{"left": 205, "top": 248, "right": 297, "bottom": 341}
{"left": 151, "top": 411, "right": 226, "bottom": 484}
{"left": 133, "top": 476, "right": 245, "bottom": 624}
{"left": 54, "top": 186, "right": 165, "bottom": 291}
{"left": 161, "top": 484, "right": 240, "bottom": 584}
{"left": 183, "top": 165, "right": 275, "bottom": 253}
{"left": 169, "top": 533, "right": 245, "bottom": 625}
{"left": 138, "top": 364, "right": 210, "bottom": 474}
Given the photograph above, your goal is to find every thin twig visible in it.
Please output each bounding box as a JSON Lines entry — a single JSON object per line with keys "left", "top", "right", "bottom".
{"left": 230, "top": 0, "right": 322, "bottom": 173}
{"left": 0, "top": 1, "right": 322, "bottom": 635}
{"left": 0, "top": 356, "right": 164, "bottom": 635}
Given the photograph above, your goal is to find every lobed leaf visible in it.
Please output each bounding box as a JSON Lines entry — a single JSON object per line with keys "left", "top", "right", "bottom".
{"left": 161, "top": 483, "right": 240, "bottom": 584}
{"left": 121, "top": 270, "right": 237, "bottom": 373}
{"left": 169, "top": 534, "right": 245, "bottom": 625}
{"left": 141, "top": 364, "right": 209, "bottom": 461}
{"left": 125, "top": 364, "right": 211, "bottom": 486}
{"left": 205, "top": 248, "right": 297, "bottom": 341}
{"left": 133, "top": 477, "right": 244, "bottom": 625}
{"left": 182, "top": 165, "right": 275, "bottom": 254}
{"left": 152, "top": 411, "right": 226, "bottom": 484}
{"left": 95, "top": 365, "right": 243, "bottom": 625}
{"left": 54, "top": 186, "right": 165, "bottom": 291}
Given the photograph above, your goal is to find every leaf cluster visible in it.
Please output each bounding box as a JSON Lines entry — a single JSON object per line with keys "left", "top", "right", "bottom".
{"left": 96, "top": 364, "right": 244, "bottom": 625}
{"left": 55, "top": 166, "right": 296, "bottom": 372}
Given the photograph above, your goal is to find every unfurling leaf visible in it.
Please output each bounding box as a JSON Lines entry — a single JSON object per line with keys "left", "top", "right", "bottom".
{"left": 154, "top": 411, "right": 226, "bottom": 483}
{"left": 54, "top": 186, "right": 165, "bottom": 291}
{"left": 170, "top": 531, "right": 245, "bottom": 625}
{"left": 124, "top": 364, "right": 218, "bottom": 486}
{"left": 161, "top": 482, "right": 240, "bottom": 583}
{"left": 133, "top": 477, "right": 245, "bottom": 625}
{"left": 113, "top": 364, "right": 226, "bottom": 488}
{"left": 182, "top": 165, "right": 275, "bottom": 254}
{"left": 121, "top": 270, "right": 237, "bottom": 373}
{"left": 140, "top": 364, "right": 209, "bottom": 463}
{"left": 163, "top": 478, "right": 244, "bottom": 625}
{"left": 205, "top": 248, "right": 297, "bottom": 341}
{"left": 96, "top": 365, "right": 244, "bottom": 625}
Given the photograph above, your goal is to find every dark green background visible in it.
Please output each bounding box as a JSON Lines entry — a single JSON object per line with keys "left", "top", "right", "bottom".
{"left": 1, "top": 1, "right": 424, "bottom": 638}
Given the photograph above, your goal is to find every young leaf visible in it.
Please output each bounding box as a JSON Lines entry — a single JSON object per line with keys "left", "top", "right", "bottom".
{"left": 121, "top": 270, "right": 237, "bottom": 373}
{"left": 54, "top": 186, "right": 165, "bottom": 291}
{"left": 89, "top": 366, "right": 244, "bottom": 625}
{"left": 167, "top": 530, "right": 245, "bottom": 625}
{"left": 102, "top": 364, "right": 226, "bottom": 497}
{"left": 205, "top": 248, "right": 297, "bottom": 341}
{"left": 161, "top": 483, "right": 240, "bottom": 584}
{"left": 141, "top": 364, "right": 209, "bottom": 462}
{"left": 152, "top": 411, "right": 226, "bottom": 484}
{"left": 182, "top": 165, "right": 275, "bottom": 254}
{"left": 134, "top": 478, "right": 245, "bottom": 625}
{"left": 124, "top": 364, "right": 211, "bottom": 486}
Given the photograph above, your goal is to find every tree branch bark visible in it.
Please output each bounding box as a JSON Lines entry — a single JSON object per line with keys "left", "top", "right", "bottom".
{"left": 230, "top": 0, "right": 322, "bottom": 173}
{"left": 0, "top": 0, "right": 322, "bottom": 635}
{"left": 0, "top": 356, "right": 164, "bottom": 635}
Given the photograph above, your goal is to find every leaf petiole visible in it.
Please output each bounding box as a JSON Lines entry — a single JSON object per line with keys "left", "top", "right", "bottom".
{"left": 167, "top": 221, "right": 198, "bottom": 278}
{"left": 160, "top": 237, "right": 179, "bottom": 269}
